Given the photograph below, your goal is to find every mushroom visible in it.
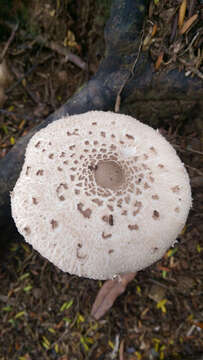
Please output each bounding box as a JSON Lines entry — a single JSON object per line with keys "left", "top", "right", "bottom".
{"left": 11, "top": 111, "right": 192, "bottom": 316}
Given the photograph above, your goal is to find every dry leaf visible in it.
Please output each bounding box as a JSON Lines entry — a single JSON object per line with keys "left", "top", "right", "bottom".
{"left": 151, "top": 23, "right": 157, "bottom": 37}
{"left": 179, "top": 13, "right": 198, "bottom": 34}
{"left": 179, "top": 0, "right": 187, "bottom": 29}
{"left": 91, "top": 273, "right": 136, "bottom": 320}
{"left": 155, "top": 52, "right": 164, "bottom": 70}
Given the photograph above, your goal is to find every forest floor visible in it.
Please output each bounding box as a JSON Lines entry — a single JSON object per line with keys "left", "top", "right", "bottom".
{"left": 0, "top": 1, "right": 203, "bottom": 359}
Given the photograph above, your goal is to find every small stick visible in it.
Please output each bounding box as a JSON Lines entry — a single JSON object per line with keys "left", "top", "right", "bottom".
{"left": 109, "top": 214, "right": 114, "bottom": 226}
{"left": 178, "top": 57, "right": 203, "bottom": 80}
{"left": 188, "top": 0, "right": 196, "bottom": 18}
{"left": 6, "top": 54, "right": 54, "bottom": 94}
{"left": 115, "top": 28, "right": 145, "bottom": 112}
{"left": 10, "top": 66, "right": 39, "bottom": 104}
{"left": 48, "top": 40, "right": 88, "bottom": 71}
{"left": 0, "top": 109, "right": 34, "bottom": 122}
{"left": 170, "top": 14, "right": 178, "bottom": 43}
{"left": 35, "top": 36, "right": 87, "bottom": 71}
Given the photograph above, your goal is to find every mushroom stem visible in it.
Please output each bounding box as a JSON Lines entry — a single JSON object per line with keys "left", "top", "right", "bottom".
{"left": 91, "top": 272, "right": 136, "bottom": 320}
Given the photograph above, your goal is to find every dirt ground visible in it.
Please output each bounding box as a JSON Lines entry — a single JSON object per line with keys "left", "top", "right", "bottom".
{"left": 0, "top": 1, "right": 203, "bottom": 359}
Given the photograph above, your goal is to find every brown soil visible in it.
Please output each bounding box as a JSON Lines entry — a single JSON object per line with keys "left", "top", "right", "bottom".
{"left": 0, "top": 1, "right": 202, "bottom": 359}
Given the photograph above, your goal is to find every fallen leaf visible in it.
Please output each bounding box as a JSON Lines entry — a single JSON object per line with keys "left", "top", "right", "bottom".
{"left": 179, "top": 0, "right": 187, "bottom": 29}
{"left": 151, "top": 23, "right": 157, "bottom": 37}
{"left": 91, "top": 273, "right": 136, "bottom": 320}
{"left": 179, "top": 13, "right": 198, "bottom": 34}
{"left": 155, "top": 52, "right": 164, "bottom": 70}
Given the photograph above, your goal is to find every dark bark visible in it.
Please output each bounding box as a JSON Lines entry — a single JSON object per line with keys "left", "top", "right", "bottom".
{"left": 0, "top": 0, "right": 202, "bottom": 228}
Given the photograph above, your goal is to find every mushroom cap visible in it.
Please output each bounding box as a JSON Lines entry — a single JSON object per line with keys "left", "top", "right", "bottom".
{"left": 11, "top": 111, "right": 192, "bottom": 280}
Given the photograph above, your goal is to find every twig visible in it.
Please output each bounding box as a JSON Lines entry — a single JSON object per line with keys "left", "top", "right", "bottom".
{"left": 185, "top": 147, "right": 203, "bottom": 156}
{"left": 178, "top": 58, "right": 203, "bottom": 79}
{"left": 50, "top": 328, "right": 70, "bottom": 350}
{"left": 110, "top": 334, "right": 120, "bottom": 359}
{"left": 185, "top": 165, "right": 203, "bottom": 176}
{"left": 6, "top": 54, "right": 54, "bottom": 94}
{"left": 26, "top": 323, "right": 50, "bottom": 360}
{"left": 148, "top": 278, "right": 169, "bottom": 289}
{"left": 115, "top": 28, "right": 145, "bottom": 112}
{"left": 0, "top": 109, "right": 34, "bottom": 122}
{"left": 10, "top": 66, "right": 39, "bottom": 104}
{"left": 85, "top": 341, "right": 99, "bottom": 360}
{"left": 178, "top": 31, "right": 200, "bottom": 57}
{"left": 48, "top": 40, "right": 88, "bottom": 71}
{"left": 188, "top": 0, "right": 197, "bottom": 18}
{"left": 35, "top": 36, "right": 88, "bottom": 71}
{"left": 0, "top": 23, "right": 19, "bottom": 63}
{"left": 173, "top": 143, "right": 203, "bottom": 156}
{"left": 119, "top": 339, "right": 125, "bottom": 360}
{"left": 170, "top": 14, "right": 178, "bottom": 43}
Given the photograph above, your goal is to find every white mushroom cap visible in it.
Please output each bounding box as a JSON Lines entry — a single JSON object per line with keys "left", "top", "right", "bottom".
{"left": 11, "top": 111, "right": 192, "bottom": 280}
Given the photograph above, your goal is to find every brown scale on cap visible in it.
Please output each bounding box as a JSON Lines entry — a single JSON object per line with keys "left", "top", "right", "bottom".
{"left": 36, "top": 169, "right": 44, "bottom": 176}
{"left": 109, "top": 215, "right": 114, "bottom": 226}
{"left": 92, "top": 198, "right": 103, "bottom": 206}
{"left": 25, "top": 166, "right": 31, "bottom": 175}
{"left": 76, "top": 243, "right": 87, "bottom": 259}
{"left": 24, "top": 226, "right": 31, "bottom": 235}
{"left": 77, "top": 203, "right": 92, "bottom": 218}
{"left": 152, "top": 194, "right": 159, "bottom": 200}
{"left": 150, "top": 146, "right": 157, "bottom": 154}
{"left": 126, "top": 134, "right": 134, "bottom": 140}
{"left": 35, "top": 141, "right": 41, "bottom": 148}
{"left": 128, "top": 224, "right": 139, "bottom": 231}
{"left": 50, "top": 219, "right": 58, "bottom": 229}
{"left": 153, "top": 210, "right": 160, "bottom": 220}
{"left": 67, "top": 130, "right": 79, "bottom": 136}
{"left": 32, "top": 197, "right": 38, "bottom": 205}
{"left": 102, "top": 232, "right": 112, "bottom": 239}
{"left": 144, "top": 182, "right": 150, "bottom": 189}
{"left": 172, "top": 185, "right": 180, "bottom": 193}
{"left": 60, "top": 152, "right": 66, "bottom": 158}
{"left": 56, "top": 183, "right": 68, "bottom": 201}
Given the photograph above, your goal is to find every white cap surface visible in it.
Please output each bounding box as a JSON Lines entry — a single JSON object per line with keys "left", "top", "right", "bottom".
{"left": 11, "top": 111, "right": 192, "bottom": 279}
